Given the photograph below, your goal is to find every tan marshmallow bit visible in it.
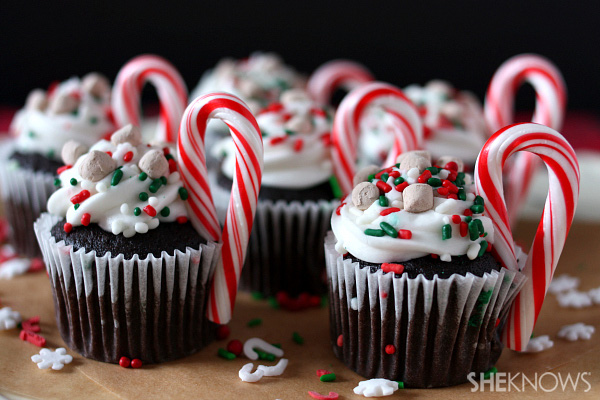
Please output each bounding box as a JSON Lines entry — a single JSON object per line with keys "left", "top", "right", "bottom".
{"left": 352, "top": 182, "right": 380, "bottom": 211}
{"left": 280, "top": 89, "right": 311, "bottom": 106}
{"left": 285, "top": 115, "right": 312, "bottom": 134}
{"left": 399, "top": 153, "right": 431, "bottom": 174}
{"left": 78, "top": 150, "right": 117, "bottom": 182}
{"left": 48, "top": 93, "right": 80, "bottom": 115}
{"left": 25, "top": 89, "right": 48, "bottom": 111}
{"left": 82, "top": 73, "right": 110, "bottom": 98}
{"left": 353, "top": 165, "right": 380, "bottom": 187}
{"left": 111, "top": 124, "right": 142, "bottom": 147}
{"left": 138, "top": 150, "right": 169, "bottom": 179}
{"left": 436, "top": 156, "right": 464, "bottom": 172}
{"left": 396, "top": 150, "right": 432, "bottom": 165}
{"left": 61, "top": 140, "right": 88, "bottom": 165}
{"left": 403, "top": 184, "right": 434, "bottom": 213}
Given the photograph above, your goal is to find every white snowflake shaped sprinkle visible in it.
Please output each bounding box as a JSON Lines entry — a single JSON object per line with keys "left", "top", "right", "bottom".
{"left": 557, "top": 323, "right": 595, "bottom": 341}
{"left": 0, "top": 258, "right": 31, "bottom": 279}
{"left": 522, "top": 335, "right": 554, "bottom": 353}
{"left": 353, "top": 379, "right": 399, "bottom": 397}
{"left": 548, "top": 274, "right": 580, "bottom": 294}
{"left": 31, "top": 348, "right": 73, "bottom": 370}
{"left": 0, "top": 307, "right": 22, "bottom": 330}
{"left": 588, "top": 287, "right": 600, "bottom": 304}
{"left": 556, "top": 290, "right": 592, "bottom": 308}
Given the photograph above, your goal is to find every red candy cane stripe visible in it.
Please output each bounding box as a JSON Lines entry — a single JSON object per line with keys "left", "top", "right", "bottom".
{"left": 485, "top": 54, "right": 567, "bottom": 223}
{"left": 307, "top": 60, "right": 374, "bottom": 105}
{"left": 178, "top": 93, "right": 263, "bottom": 324}
{"left": 475, "top": 122, "right": 579, "bottom": 351}
{"left": 113, "top": 54, "right": 188, "bottom": 143}
{"left": 332, "top": 82, "right": 423, "bottom": 195}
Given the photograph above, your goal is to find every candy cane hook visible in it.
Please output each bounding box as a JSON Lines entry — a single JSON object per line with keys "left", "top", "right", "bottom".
{"left": 307, "top": 60, "right": 374, "bottom": 106}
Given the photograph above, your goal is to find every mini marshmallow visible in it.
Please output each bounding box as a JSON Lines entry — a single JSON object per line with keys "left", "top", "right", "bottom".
{"left": 25, "top": 89, "right": 48, "bottom": 111}
{"left": 353, "top": 165, "right": 380, "bottom": 187}
{"left": 138, "top": 149, "right": 169, "bottom": 179}
{"left": 352, "top": 182, "right": 380, "bottom": 211}
{"left": 78, "top": 150, "right": 117, "bottom": 182}
{"left": 403, "top": 183, "right": 433, "bottom": 213}
{"left": 61, "top": 140, "right": 88, "bottom": 165}
{"left": 48, "top": 93, "right": 80, "bottom": 115}
{"left": 436, "top": 155, "right": 464, "bottom": 172}
{"left": 285, "top": 115, "right": 312, "bottom": 134}
{"left": 111, "top": 124, "right": 143, "bottom": 147}
{"left": 82, "top": 73, "right": 110, "bottom": 98}
{"left": 399, "top": 153, "right": 431, "bottom": 173}
{"left": 396, "top": 150, "right": 432, "bottom": 165}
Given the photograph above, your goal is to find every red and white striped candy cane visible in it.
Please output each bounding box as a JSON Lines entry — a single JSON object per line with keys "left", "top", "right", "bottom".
{"left": 475, "top": 122, "right": 579, "bottom": 351}
{"left": 113, "top": 54, "right": 188, "bottom": 143}
{"left": 332, "top": 82, "right": 423, "bottom": 195}
{"left": 485, "top": 54, "right": 567, "bottom": 223}
{"left": 178, "top": 93, "right": 263, "bottom": 324}
{"left": 307, "top": 60, "right": 374, "bottom": 106}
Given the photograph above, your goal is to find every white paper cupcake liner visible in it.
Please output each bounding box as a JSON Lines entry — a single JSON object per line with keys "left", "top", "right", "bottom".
{"left": 211, "top": 171, "right": 338, "bottom": 296}
{"left": 34, "top": 213, "right": 221, "bottom": 364}
{"left": 0, "top": 141, "right": 57, "bottom": 257}
{"left": 324, "top": 232, "right": 526, "bottom": 388}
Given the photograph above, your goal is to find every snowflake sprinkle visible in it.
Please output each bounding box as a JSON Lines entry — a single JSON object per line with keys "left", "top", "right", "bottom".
{"left": 556, "top": 290, "right": 593, "bottom": 308}
{"left": 353, "top": 379, "right": 400, "bottom": 397}
{"left": 0, "top": 307, "right": 22, "bottom": 330}
{"left": 557, "top": 323, "right": 595, "bottom": 341}
{"left": 31, "top": 348, "right": 73, "bottom": 370}
{"left": 522, "top": 335, "right": 554, "bottom": 353}
{"left": 548, "top": 274, "right": 580, "bottom": 294}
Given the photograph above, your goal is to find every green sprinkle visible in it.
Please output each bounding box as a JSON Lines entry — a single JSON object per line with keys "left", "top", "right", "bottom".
{"left": 394, "top": 176, "right": 404, "bottom": 186}
{"left": 254, "top": 349, "right": 275, "bottom": 361}
{"left": 365, "top": 228, "right": 385, "bottom": 237}
{"left": 70, "top": 109, "right": 78, "bottom": 116}
{"left": 217, "top": 348, "right": 236, "bottom": 360}
{"left": 464, "top": 216, "right": 472, "bottom": 223}
{"left": 380, "top": 222, "right": 398, "bottom": 238}
{"left": 284, "top": 129, "right": 296, "bottom": 136}
{"left": 397, "top": 382, "right": 405, "bottom": 389}
{"left": 54, "top": 178, "right": 61, "bottom": 187}
{"left": 160, "top": 207, "right": 170, "bottom": 217}
{"left": 426, "top": 167, "right": 439, "bottom": 175}
{"left": 165, "top": 153, "right": 174, "bottom": 161}
{"left": 247, "top": 318, "right": 262, "bottom": 327}
{"left": 367, "top": 173, "right": 376, "bottom": 182}
{"left": 329, "top": 175, "right": 343, "bottom": 199}
{"left": 381, "top": 173, "right": 389, "bottom": 182}
{"left": 139, "top": 192, "right": 149, "bottom": 201}
{"left": 74, "top": 203, "right": 80, "bottom": 210}
{"left": 133, "top": 207, "right": 141, "bottom": 216}
{"left": 379, "top": 195, "right": 388, "bottom": 207}
{"left": 268, "top": 296, "right": 280, "bottom": 309}
{"left": 427, "top": 178, "right": 442, "bottom": 187}
{"left": 292, "top": 332, "right": 304, "bottom": 345}
{"left": 470, "top": 204, "right": 484, "bottom": 214}
{"left": 47, "top": 149, "right": 55, "bottom": 159}
{"left": 111, "top": 168, "right": 123, "bottom": 186}
{"left": 457, "top": 188, "right": 467, "bottom": 201}
{"left": 483, "top": 366, "right": 498, "bottom": 380}
{"left": 69, "top": 178, "right": 77, "bottom": 186}
{"left": 28, "top": 131, "right": 35, "bottom": 138}
{"left": 271, "top": 343, "right": 282, "bottom": 349}
{"left": 160, "top": 176, "right": 167, "bottom": 185}
{"left": 139, "top": 172, "right": 148, "bottom": 181}
{"left": 475, "top": 219, "right": 484, "bottom": 235}
{"left": 320, "top": 373, "right": 337, "bottom": 382}
{"left": 251, "top": 291, "right": 264, "bottom": 300}
{"left": 395, "top": 163, "right": 401, "bottom": 168}
{"left": 474, "top": 195, "right": 484, "bottom": 206}
{"left": 458, "top": 172, "right": 465, "bottom": 179}
{"left": 178, "top": 187, "right": 188, "bottom": 200}
{"left": 149, "top": 178, "right": 162, "bottom": 193}
{"left": 89, "top": 116, "right": 98, "bottom": 125}
{"left": 468, "top": 220, "right": 480, "bottom": 241}
{"left": 478, "top": 240, "right": 489, "bottom": 257}
{"left": 442, "top": 224, "right": 452, "bottom": 240}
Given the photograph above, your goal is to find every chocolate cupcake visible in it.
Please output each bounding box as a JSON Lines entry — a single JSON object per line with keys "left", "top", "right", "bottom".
{"left": 325, "top": 150, "right": 525, "bottom": 387}
{"left": 34, "top": 124, "right": 220, "bottom": 364}
{"left": 1, "top": 74, "right": 114, "bottom": 257}
{"left": 211, "top": 89, "right": 338, "bottom": 297}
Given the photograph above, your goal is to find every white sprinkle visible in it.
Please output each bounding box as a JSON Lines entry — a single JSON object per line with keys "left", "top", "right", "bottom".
{"left": 81, "top": 180, "right": 95, "bottom": 191}
{"left": 522, "top": 335, "right": 553, "bottom": 353}
{"left": 438, "top": 169, "right": 449, "bottom": 179}
{"left": 257, "top": 358, "right": 288, "bottom": 376}
{"left": 123, "top": 228, "right": 135, "bottom": 238}
{"left": 135, "top": 222, "right": 148, "bottom": 234}
{"left": 557, "top": 323, "right": 595, "bottom": 341}
{"left": 238, "top": 363, "right": 264, "bottom": 382}
{"left": 435, "top": 199, "right": 458, "bottom": 214}
{"left": 148, "top": 197, "right": 159, "bottom": 207}
{"left": 0, "top": 258, "right": 31, "bottom": 279}
{"left": 407, "top": 167, "right": 420, "bottom": 179}
{"left": 548, "top": 274, "right": 580, "bottom": 294}
{"left": 349, "top": 207, "right": 363, "bottom": 217}
{"left": 556, "top": 290, "right": 592, "bottom": 308}
{"left": 148, "top": 218, "right": 160, "bottom": 229}
{"left": 391, "top": 199, "right": 403, "bottom": 208}
{"left": 120, "top": 203, "right": 129, "bottom": 214}
{"left": 464, "top": 174, "right": 473, "bottom": 185}
{"left": 467, "top": 243, "right": 480, "bottom": 260}
{"left": 466, "top": 193, "right": 475, "bottom": 201}
{"left": 440, "top": 254, "right": 451, "bottom": 262}
{"left": 111, "top": 220, "right": 124, "bottom": 235}
{"left": 96, "top": 182, "right": 107, "bottom": 193}
{"left": 443, "top": 216, "right": 450, "bottom": 224}
{"left": 243, "top": 338, "right": 284, "bottom": 361}
{"left": 167, "top": 171, "right": 180, "bottom": 184}
{"left": 350, "top": 297, "right": 358, "bottom": 310}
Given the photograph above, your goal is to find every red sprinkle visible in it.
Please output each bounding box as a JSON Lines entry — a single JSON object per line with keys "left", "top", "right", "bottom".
{"left": 451, "top": 215, "right": 461, "bottom": 224}
{"left": 486, "top": 243, "right": 493, "bottom": 252}
{"left": 81, "top": 213, "right": 91, "bottom": 226}
{"left": 22, "top": 316, "right": 41, "bottom": 333}
{"left": 270, "top": 136, "right": 286, "bottom": 145}
{"left": 216, "top": 325, "right": 230, "bottom": 340}
{"left": 375, "top": 167, "right": 393, "bottom": 179}
{"left": 63, "top": 223, "right": 73, "bottom": 233}
{"left": 56, "top": 165, "right": 72, "bottom": 175}
{"left": 123, "top": 151, "right": 134, "bottom": 162}
{"left": 463, "top": 209, "right": 473, "bottom": 216}
{"left": 226, "top": 339, "right": 243, "bottom": 356}
{"left": 70, "top": 190, "right": 90, "bottom": 204}
{"left": 119, "top": 356, "right": 131, "bottom": 368}
{"left": 442, "top": 180, "right": 459, "bottom": 193}
{"left": 176, "top": 216, "right": 188, "bottom": 224}
{"left": 431, "top": 254, "right": 439, "bottom": 259}
{"left": 385, "top": 344, "right": 396, "bottom": 354}
{"left": 163, "top": 147, "right": 170, "bottom": 155}
{"left": 417, "top": 170, "right": 432, "bottom": 183}
{"left": 29, "top": 258, "right": 45, "bottom": 272}
{"left": 395, "top": 182, "right": 409, "bottom": 192}
{"left": 293, "top": 138, "right": 304, "bottom": 152}
{"left": 308, "top": 391, "right": 339, "bottom": 400}
{"left": 398, "top": 229, "right": 412, "bottom": 239}
{"left": 381, "top": 291, "right": 388, "bottom": 299}
{"left": 335, "top": 203, "right": 345, "bottom": 216}
{"left": 380, "top": 207, "right": 401, "bottom": 216}
{"left": 265, "top": 102, "right": 284, "bottom": 113}
{"left": 316, "top": 369, "right": 333, "bottom": 377}
{"left": 381, "top": 263, "right": 404, "bottom": 275}
{"left": 445, "top": 161, "right": 458, "bottom": 171}
{"left": 143, "top": 205, "right": 157, "bottom": 217}
{"left": 321, "top": 133, "right": 331, "bottom": 147}
{"left": 275, "top": 291, "right": 321, "bottom": 311}
{"left": 389, "top": 171, "right": 400, "bottom": 179}
{"left": 106, "top": 151, "right": 113, "bottom": 157}
{"left": 131, "top": 358, "right": 142, "bottom": 368}
{"left": 168, "top": 158, "right": 177, "bottom": 173}
{"left": 19, "top": 330, "right": 46, "bottom": 347}
{"left": 336, "top": 334, "right": 343, "bottom": 347}
{"left": 447, "top": 170, "right": 458, "bottom": 181}
{"left": 376, "top": 181, "right": 392, "bottom": 193}
{"left": 447, "top": 194, "right": 458, "bottom": 200}
{"left": 311, "top": 107, "right": 327, "bottom": 118}
{"left": 437, "top": 187, "right": 449, "bottom": 196}
{"left": 495, "top": 318, "right": 501, "bottom": 327}
{"left": 460, "top": 222, "right": 468, "bottom": 237}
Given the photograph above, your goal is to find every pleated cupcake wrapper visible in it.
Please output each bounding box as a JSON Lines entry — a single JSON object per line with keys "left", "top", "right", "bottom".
{"left": 0, "top": 141, "right": 56, "bottom": 257}
{"left": 211, "top": 171, "right": 338, "bottom": 296}
{"left": 324, "top": 232, "right": 526, "bottom": 388}
{"left": 34, "top": 213, "right": 221, "bottom": 364}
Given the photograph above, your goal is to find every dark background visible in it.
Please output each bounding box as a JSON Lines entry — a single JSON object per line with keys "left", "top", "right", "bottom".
{"left": 1, "top": 2, "right": 598, "bottom": 112}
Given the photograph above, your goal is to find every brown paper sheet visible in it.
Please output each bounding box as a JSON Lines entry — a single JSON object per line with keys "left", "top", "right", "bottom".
{"left": 0, "top": 221, "right": 599, "bottom": 399}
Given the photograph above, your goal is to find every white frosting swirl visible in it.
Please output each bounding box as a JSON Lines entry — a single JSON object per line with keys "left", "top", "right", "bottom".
{"left": 11, "top": 77, "right": 113, "bottom": 161}
{"left": 331, "top": 164, "right": 494, "bottom": 263}
{"left": 215, "top": 90, "right": 333, "bottom": 189}
{"left": 47, "top": 139, "right": 188, "bottom": 238}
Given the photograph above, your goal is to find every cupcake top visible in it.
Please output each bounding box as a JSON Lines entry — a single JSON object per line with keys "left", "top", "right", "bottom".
{"left": 215, "top": 89, "right": 333, "bottom": 190}
{"left": 191, "top": 52, "right": 305, "bottom": 113}
{"left": 331, "top": 151, "right": 494, "bottom": 263}
{"left": 10, "top": 74, "right": 114, "bottom": 162}
{"left": 47, "top": 125, "right": 189, "bottom": 238}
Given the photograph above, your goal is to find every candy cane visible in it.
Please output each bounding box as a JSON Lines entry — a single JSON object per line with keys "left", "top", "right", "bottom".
{"left": 475, "top": 122, "right": 579, "bottom": 351}
{"left": 332, "top": 82, "right": 423, "bottom": 195}
{"left": 178, "top": 93, "right": 263, "bottom": 324}
{"left": 307, "top": 60, "right": 374, "bottom": 106}
{"left": 485, "top": 54, "right": 567, "bottom": 223}
{"left": 113, "top": 54, "right": 188, "bottom": 143}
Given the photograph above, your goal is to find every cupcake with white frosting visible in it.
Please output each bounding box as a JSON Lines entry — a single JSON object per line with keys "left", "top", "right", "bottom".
{"left": 325, "top": 150, "right": 525, "bottom": 387}
{"left": 33, "top": 124, "right": 220, "bottom": 364}
{"left": 212, "top": 89, "right": 337, "bottom": 297}
{"left": 0, "top": 74, "right": 114, "bottom": 257}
